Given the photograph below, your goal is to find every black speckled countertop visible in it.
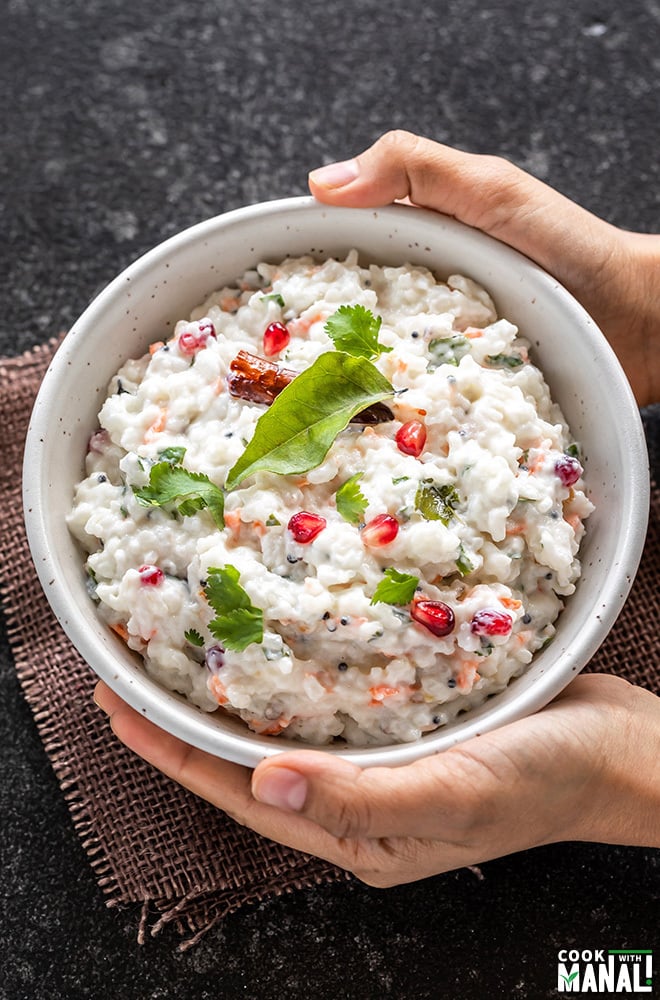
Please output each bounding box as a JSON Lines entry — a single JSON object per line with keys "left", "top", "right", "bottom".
{"left": 2, "top": 2, "right": 659, "bottom": 998}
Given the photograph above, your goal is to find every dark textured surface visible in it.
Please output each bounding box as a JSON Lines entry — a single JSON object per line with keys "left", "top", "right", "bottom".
{"left": 1, "top": 1, "right": 659, "bottom": 998}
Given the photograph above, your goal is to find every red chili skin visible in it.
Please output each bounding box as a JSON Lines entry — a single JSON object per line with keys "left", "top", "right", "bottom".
{"left": 226, "top": 350, "right": 394, "bottom": 423}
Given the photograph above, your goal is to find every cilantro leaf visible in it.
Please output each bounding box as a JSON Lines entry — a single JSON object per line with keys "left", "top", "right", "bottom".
{"left": 324, "top": 304, "right": 392, "bottom": 359}
{"left": 134, "top": 463, "right": 225, "bottom": 528}
{"left": 427, "top": 335, "right": 470, "bottom": 369}
{"left": 335, "top": 472, "right": 368, "bottom": 525}
{"left": 204, "top": 565, "right": 264, "bottom": 651}
{"left": 184, "top": 628, "right": 205, "bottom": 647}
{"left": 415, "top": 482, "right": 460, "bottom": 525}
{"left": 371, "top": 567, "right": 419, "bottom": 606}
{"left": 225, "top": 351, "right": 394, "bottom": 489}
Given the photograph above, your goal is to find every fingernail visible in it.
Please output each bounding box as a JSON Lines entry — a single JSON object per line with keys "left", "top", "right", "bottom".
{"left": 93, "top": 691, "right": 108, "bottom": 713}
{"left": 309, "top": 158, "right": 359, "bottom": 189}
{"left": 253, "top": 767, "right": 308, "bottom": 811}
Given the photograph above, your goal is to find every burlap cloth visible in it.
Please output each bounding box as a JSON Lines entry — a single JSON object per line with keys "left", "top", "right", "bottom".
{"left": 2, "top": 340, "right": 658, "bottom": 949}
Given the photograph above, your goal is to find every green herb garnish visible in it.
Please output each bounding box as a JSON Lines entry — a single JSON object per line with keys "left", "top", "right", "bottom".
{"left": 455, "top": 544, "right": 475, "bottom": 577}
{"left": 260, "top": 292, "right": 285, "bottom": 308}
{"left": 427, "top": 335, "right": 471, "bottom": 368}
{"left": 265, "top": 513, "right": 281, "bottom": 526}
{"left": 392, "top": 475, "right": 410, "bottom": 485}
{"left": 225, "top": 351, "right": 394, "bottom": 489}
{"left": 184, "top": 628, "right": 205, "bottom": 647}
{"left": 415, "top": 482, "right": 460, "bottom": 525}
{"left": 204, "top": 565, "right": 264, "bottom": 651}
{"left": 566, "top": 442, "right": 581, "bottom": 460}
{"left": 371, "top": 567, "right": 420, "bottom": 606}
{"left": 134, "top": 463, "right": 225, "bottom": 528}
{"left": 324, "top": 304, "right": 392, "bottom": 360}
{"left": 158, "top": 445, "right": 187, "bottom": 465}
{"left": 484, "top": 353, "right": 524, "bottom": 369}
{"left": 335, "top": 472, "right": 368, "bottom": 525}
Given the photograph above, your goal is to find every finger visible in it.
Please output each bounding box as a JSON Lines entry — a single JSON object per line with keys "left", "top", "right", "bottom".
{"left": 97, "top": 691, "right": 364, "bottom": 870}
{"left": 308, "top": 130, "right": 621, "bottom": 292}
{"left": 94, "top": 679, "right": 124, "bottom": 714}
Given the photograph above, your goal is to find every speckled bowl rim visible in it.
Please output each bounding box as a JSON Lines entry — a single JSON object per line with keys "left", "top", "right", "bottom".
{"left": 23, "top": 197, "right": 650, "bottom": 768}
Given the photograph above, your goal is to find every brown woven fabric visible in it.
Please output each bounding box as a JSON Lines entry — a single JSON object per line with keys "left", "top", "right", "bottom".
{"left": 1, "top": 339, "right": 347, "bottom": 951}
{"left": 1, "top": 340, "right": 658, "bottom": 949}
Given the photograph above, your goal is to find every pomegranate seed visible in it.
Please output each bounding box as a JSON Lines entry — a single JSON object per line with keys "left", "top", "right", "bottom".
{"left": 554, "top": 455, "right": 583, "bottom": 487}
{"left": 197, "top": 318, "right": 216, "bottom": 339}
{"left": 471, "top": 608, "right": 512, "bottom": 637}
{"left": 88, "top": 429, "right": 110, "bottom": 454}
{"left": 361, "top": 513, "right": 399, "bottom": 547}
{"left": 138, "top": 564, "right": 164, "bottom": 586}
{"left": 411, "top": 599, "right": 455, "bottom": 637}
{"left": 288, "top": 511, "right": 326, "bottom": 543}
{"left": 263, "top": 321, "right": 290, "bottom": 357}
{"left": 205, "top": 644, "right": 225, "bottom": 673}
{"left": 178, "top": 320, "right": 216, "bottom": 355}
{"left": 395, "top": 420, "right": 427, "bottom": 457}
{"left": 178, "top": 329, "right": 202, "bottom": 355}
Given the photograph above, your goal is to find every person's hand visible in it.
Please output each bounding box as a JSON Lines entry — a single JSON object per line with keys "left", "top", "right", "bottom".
{"left": 94, "top": 674, "right": 660, "bottom": 886}
{"left": 309, "top": 130, "right": 660, "bottom": 408}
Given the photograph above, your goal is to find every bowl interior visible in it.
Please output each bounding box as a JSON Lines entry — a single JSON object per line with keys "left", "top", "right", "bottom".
{"left": 23, "top": 197, "right": 649, "bottom": 767}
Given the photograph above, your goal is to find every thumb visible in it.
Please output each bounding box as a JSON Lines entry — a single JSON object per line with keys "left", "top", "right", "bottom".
{"left": 308, "top": 130, "right": 621, "bottom": 292}
{"left": 250, "top": 746, "right": 497, "bottom": 842}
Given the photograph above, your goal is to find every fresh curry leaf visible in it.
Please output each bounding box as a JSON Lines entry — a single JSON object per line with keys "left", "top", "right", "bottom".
{"left": 371, "top": 567, "right": 419, "bottom": 606}
{"left": 225, "top": 351, "right": 394, "bottom": 489}
{"left": 484, "top": 353, "right": 524, "bottom": 369}
{"left": 204, "top": 565, "right": 264, "bottom": 651}
{"left": 335, "top": 472, "right": 368, "bottom": 525}
{"left": 415, "top": 482, "right": 460, "bottom": 525}
{"left": 134, "top": 463, "right": 225, "bottom": 528}
{"left": 324, "top": 304, "right": 392, "bottom": 359}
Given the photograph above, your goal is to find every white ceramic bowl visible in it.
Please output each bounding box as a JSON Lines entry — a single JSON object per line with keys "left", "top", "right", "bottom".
{"left": 23, "top": 197, "right": 649, "bottom": 768}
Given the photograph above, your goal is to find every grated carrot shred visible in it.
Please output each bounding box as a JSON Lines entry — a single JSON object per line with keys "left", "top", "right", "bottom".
{"left": 369, "top": 684, "right": 400, "bottom": 706}
{"left": 209, "top": 676, "right": 229, "bottom": 706}
{"left": 456, "top": 661, "right": 480, "bottom": 692}
{"left": 143, "top": 407, "right": 168, "bottom": 442}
